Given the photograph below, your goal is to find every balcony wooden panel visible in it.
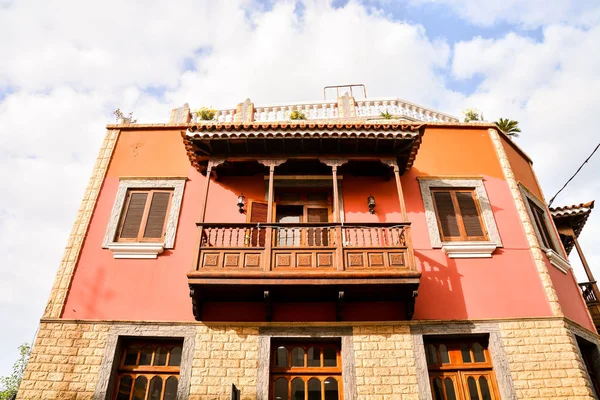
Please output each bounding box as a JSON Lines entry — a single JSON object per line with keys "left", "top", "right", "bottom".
{"left": 188, "top": 222, "right": 420, "bottom": 321}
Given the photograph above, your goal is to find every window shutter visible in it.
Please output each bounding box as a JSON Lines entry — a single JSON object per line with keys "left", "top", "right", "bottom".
{"left": 249, "top": 201, "right": 269, "bottom": 223}
{"left": 119, "top": 192, "right": 148, "bottom": 238}
{"left": 143, "top": 192, "right": 171, "bottom": 238}
{"left": 307, "top": 208, "right": 328, "bottom": 222}
{"left": 456, "top": 192, "right": 484, "bottom": 237}
{"left": 528, "top": 199, "right": 556, "bottom": 251}
{"left": 307, "top": 208, "right": 329, "bottom": 246}
{"left": 433, "top": 191, "right": 461, "bottom": 239}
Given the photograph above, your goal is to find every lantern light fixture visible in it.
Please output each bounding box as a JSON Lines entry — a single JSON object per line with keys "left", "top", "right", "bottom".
{"left": 368, "top": 194, "right": 376, "bottom": 214}
{"left": 237, "top": 193, "right": 246, "bottom": 214}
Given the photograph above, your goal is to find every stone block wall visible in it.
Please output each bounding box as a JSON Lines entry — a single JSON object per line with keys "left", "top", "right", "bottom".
{"left": 189, "top": 326, "right": 259, "bottom": 400}
{"left": 17, "top": 318, "right": 600, "bottom": 400}
{"left": 17, "top": 321, "right": 109, "bottom": 399}
{"left": 352, "top": 325, "right": 419, "bottom": 399}
{"left": 499, "top": 319, "right": 597, "bottom": 399}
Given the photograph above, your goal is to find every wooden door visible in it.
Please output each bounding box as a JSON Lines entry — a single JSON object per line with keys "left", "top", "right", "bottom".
{"left": 306, "top": 207, "right": 330, "bottom": 246}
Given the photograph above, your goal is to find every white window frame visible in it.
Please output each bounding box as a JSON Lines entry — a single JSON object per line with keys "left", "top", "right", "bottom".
{"left": 102, "top": 178, "right": 186, "bottom": 259}
{"left": 519, "top": 184, "right": 570, "bottom": 273}
{"left": 418, "top": 177, "right": 502, "bottom": 258}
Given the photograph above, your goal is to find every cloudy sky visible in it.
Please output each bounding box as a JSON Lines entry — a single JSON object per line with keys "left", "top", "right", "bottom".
{"left": 1, "top": 0, "right": 599, "bottom": 377}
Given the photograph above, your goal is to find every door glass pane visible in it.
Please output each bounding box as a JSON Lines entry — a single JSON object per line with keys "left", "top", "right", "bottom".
{"left": 292, "top": 378, "right": 305, "bottom": 400}
{"left": 116, "top": 375, "right": 133, "bottom": 400}
{"left": 139, "top": 348, "right": 153, "bottom": 365}
{"left": 473, "top": 342, "right": 486, "bottom": 362}
{"left": 467, "top": 376, "right": 480, "bottom": 400}
{"left": 276, "top": 346, "right": 289, "bottom": 368}
{"left": 426, "top": 344, "right": 437, "bottom": 365}
{"left": 169, "top": 346, "right": 182, "bottom": 366}
{"left": 308, "top": 378, "right": 321, "bottom": 400}
{"left": 324, "top": 377, "right": 339, "bottom": 400}
{"left": 479, "top": 376, "right": 492, "bottom": 400}
{"left": 323, "top": 347, "right": 337, "bottom": 367}
{"left": 164, "top": 377, "right": 178, "bottom": 400}
{"left": 292, "top": 347, "right": 305, "bottom": 367}
{"left": 444, "top": 378, "right": 457, "bottom": 400}
{"left": 432, "top": 377, "right": 443, "bottom": 400}
{"left": 148, "top": 376, "right": 163, "bottom": 400}
{"left": 439, "top": 344, "right": 450, "bottom": 364}
{"left": 274, "top": 378, "right": 288, "bottom": 400}
{"left": 308, "top": 347, "right": 321, "bottom": 367}
{"left": 132, "top": 376, "right": 148, "bottom": 400}
{"left": 461, "top": 343, "right": 472, "bottom": 363}
{"left": 154, "top": 347, "right": 168, "bottom": 366}
{"left": 124, "top": 346, "right": 138, "bottom": 366}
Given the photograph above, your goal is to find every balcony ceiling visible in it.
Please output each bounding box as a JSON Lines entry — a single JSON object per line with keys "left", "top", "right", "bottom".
{"left": 183, "top": 122, "right": 423, "bottom": 176}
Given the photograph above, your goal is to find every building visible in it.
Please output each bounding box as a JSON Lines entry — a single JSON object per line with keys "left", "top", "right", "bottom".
{"left": 17, "top": 89, "right": 600, "bottom": 399}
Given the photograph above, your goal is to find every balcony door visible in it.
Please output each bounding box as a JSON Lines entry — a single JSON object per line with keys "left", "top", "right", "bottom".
{"left": 275, "top": 189, "right": 332, "bottom": 247}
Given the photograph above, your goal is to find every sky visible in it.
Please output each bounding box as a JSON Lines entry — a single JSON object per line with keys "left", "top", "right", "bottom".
{"left": 1, "top": 0, "right": 600, "bottom": 378}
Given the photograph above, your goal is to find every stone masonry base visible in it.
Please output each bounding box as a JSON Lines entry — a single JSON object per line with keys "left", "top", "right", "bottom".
{"left": 17, "top": 317, "right": 600, "bottom": 400}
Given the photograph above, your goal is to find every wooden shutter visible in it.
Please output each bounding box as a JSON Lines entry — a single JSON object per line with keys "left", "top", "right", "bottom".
{"left": 119, "top": 192, "right": 148, "bottom": 239}
{"left": 432, "top": 191, "right": 461, "bottom": 239}
{"left": 143, "top": 192, "right": 172, "bottom": 238}
{"left": 456, "top": 191, "right": 485, "bottom": 238}
{"left": 247, "top": 201, "right": 269, "bottom": 247}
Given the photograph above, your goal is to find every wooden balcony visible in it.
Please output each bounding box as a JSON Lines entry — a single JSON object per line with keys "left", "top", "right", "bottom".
{"left": 579, "top": 281, "right": 600, "bottom": 331}
{"left": 188, "top": 222, "right": 420, "bottom": 321}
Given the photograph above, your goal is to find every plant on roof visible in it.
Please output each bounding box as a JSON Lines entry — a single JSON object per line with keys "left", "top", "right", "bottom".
{"left": 113, "top": 109, "right": 137, "bottom": 124}
{"left": 462, "top": 108, "right": 483, "bottom": 122}
{"left": 195, "top": 107, "right": 217, "bottom": 121}
{"left": 290, "top": 110, "right": 307, "bottom": 120}
{"left": 495, "top": 118, "right": 521, "bottom": 137}
{"left": 380, "top": 111, "right": 393, "bottom": 119}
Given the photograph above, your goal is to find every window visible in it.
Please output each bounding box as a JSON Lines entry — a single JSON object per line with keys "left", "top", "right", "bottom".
{"left": 431, "top": 189, "right": 487, "bottom": 242}
{"left": 419, "top": 178, "right": 502, "bottom": 258}
{"left": 117, "top": 189, "right": 173, "bottom": 242}
{"left": 103, "top": 179, "right": 186, "bottom": 259}
{"left": 527, "top": 199, "right": 559, "bottom": 252}
{"left": 270, "top": 340, "right": 342, "bottom": 400}
{"left": 113, "top": 339, "right": 182, "bottom": 400}
{"left": 520, "top": 185, "right": 570, "bottom": 272}
{"left": 424, "top": 337, "right": 500, "bottom": 400}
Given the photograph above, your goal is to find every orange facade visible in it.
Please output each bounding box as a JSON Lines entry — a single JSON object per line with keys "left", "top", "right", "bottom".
{"left": 61, "top": 124, "right": 594, "bottom": 331}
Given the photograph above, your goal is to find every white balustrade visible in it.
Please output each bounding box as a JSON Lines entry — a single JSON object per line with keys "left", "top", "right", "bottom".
{"left": 200, "top": 97, "right": 458, "bottom": 123}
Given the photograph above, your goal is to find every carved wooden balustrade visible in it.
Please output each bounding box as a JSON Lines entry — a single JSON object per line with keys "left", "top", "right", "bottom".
{"left": 579, "top": 281, "right": 600, "bottom": 331}
{"left": 192, "top": 222, "right": 414, "bottom": 273}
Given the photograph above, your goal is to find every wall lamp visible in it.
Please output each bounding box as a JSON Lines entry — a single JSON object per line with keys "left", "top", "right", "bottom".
{"left": 237, "top": 193, "right": 246, "bottom": 214}
{"left": 368, "top": 194, "right": 376, "bottom": 214}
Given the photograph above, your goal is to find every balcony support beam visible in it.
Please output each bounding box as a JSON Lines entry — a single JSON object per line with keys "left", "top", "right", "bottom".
{"left": 383, "top": 159, "right": 408, "bottom": 222}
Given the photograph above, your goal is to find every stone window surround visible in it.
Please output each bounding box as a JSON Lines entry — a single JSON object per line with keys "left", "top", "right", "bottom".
{"left": 102, "top": 178, "right": 186, "bottom": 258}
{"left": 519, "top": 184, "right": 570, "bottom": 273}
{"left": 94, "top": 324, "right": 196, "bottom": 400}
{"left": 411, "top": 322, "right": 516, "bottom": 400}
{"left": 418, "top": 177, "right": 502, "bottom": 258}
{"left": 256, "top": 326, "right": 357, "bottom": 400}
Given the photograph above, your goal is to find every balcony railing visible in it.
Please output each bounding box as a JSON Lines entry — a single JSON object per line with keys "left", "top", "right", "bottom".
{"left": 193, "top": 222, "right": 413, "bottom": 273}
{"left": 193, "top": 97, "right": 458, "bottom": 124}
{"left": 579, "top": 281, "right": 599, "bottom": 305}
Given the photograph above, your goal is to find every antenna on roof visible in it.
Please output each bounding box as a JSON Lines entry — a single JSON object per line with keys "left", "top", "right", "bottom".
{"left": 323, "top": 84, "right": 367, "bottom": 101}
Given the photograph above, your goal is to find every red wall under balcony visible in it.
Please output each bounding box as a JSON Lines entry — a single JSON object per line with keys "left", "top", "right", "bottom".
{"left": 61, "top": 127, "right": 594, "bottom": 330}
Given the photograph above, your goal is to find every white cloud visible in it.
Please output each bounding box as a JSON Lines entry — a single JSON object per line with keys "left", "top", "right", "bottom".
{"left": 405, "top": 0, "right": 600, "bottom": 28}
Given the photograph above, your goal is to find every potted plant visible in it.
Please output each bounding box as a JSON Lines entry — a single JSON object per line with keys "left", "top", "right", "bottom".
{"left": 290, "top": 110, "right": 307, "bottom": 120}
{"left": 195, "top": 107, "right": 217, "bottom": 121}
{"left": 462, "top": 108, "right": 483, "bottom": 122}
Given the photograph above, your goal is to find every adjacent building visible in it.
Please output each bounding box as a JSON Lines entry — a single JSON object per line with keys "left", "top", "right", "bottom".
{"left": 17, "top": 90, "right": 600, "bottom": 399}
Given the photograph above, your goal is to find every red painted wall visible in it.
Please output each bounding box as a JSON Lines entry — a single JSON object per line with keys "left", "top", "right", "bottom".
{"left": 61, "top": 126, "right": 591, "bottom": 328}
